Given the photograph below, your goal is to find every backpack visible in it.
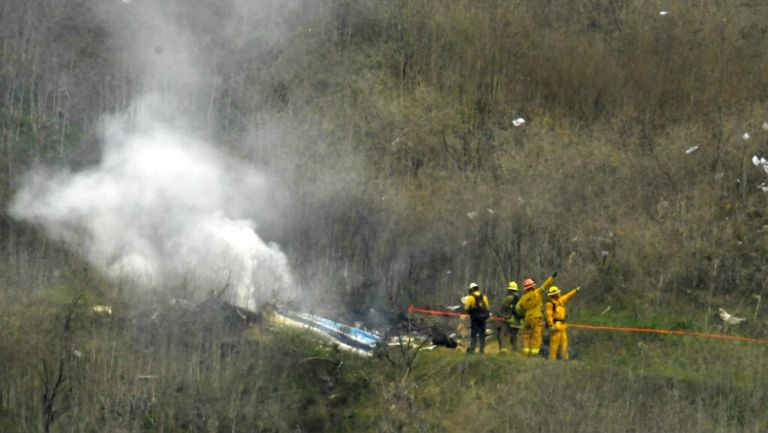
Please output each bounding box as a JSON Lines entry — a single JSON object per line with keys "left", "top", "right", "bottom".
{"left": 470, "top": 294, "right": 490, "bottom": 320}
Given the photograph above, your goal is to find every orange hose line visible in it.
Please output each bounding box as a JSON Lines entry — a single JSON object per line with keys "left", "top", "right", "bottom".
{"left": 407, "top": 305, "right": 768, "bottom": 345}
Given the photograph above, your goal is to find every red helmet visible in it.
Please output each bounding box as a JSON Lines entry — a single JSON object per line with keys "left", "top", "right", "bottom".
{"left": 523, "top": 278, "right": 535, "bottom": 291}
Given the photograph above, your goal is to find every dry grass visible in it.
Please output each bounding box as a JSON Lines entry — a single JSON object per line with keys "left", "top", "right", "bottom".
{"left": 0, "top": 294, "right": 765, "bottom": 433}
{"left": 2, "top": 1, "right": 768, "bottom": 431}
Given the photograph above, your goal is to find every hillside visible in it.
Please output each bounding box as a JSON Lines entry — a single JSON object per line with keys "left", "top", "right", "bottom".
{"left": 1, "top": 0, "right": 768, "bottom": 432}
{"left": 1, "top": 298, "right": 765, "bottom": 432}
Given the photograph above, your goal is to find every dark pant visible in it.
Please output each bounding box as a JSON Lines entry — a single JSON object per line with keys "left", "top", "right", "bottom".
{"left": 509, "top": 326, "right": 519, "bottom": 348}
{"left": 498, "top": 323, "right": 520, "bottom": 350}
{"left": 468, "top": 318, "right": 487, "bottom": 354}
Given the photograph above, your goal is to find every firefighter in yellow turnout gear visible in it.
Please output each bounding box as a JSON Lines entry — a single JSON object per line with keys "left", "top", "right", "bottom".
{"left": 545, "top": 285, "right": 581, "bottom": 360}
{"left": 498, "top": 281, "right": 522, "bottom": 352}
{"left": 515, "top": 273, "right": 556, "bottom": 356}
{"left": 463, "top": 283, "right": 491, "bottom": 354}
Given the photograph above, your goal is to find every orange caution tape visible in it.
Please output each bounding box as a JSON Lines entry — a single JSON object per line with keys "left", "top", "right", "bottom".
{"left": 407, "top": 305, "right": 768, "bottom": 345}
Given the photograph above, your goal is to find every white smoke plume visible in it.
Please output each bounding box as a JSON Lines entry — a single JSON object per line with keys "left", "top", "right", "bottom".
{"left": 9, "top": 0, "right": 308, "bottom": 309}
{"left": 11, "top": 97, "right": 295, "bottom": 310}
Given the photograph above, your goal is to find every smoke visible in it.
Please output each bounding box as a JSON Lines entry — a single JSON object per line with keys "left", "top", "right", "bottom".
{"left": 93, "top": 0, "right": 303, "bottom": 99}
{"left": 9, "top": 0, "right": 305, "bottom": 309}
{"left": 11, "top": 97, "right": 294, "bottom": 309}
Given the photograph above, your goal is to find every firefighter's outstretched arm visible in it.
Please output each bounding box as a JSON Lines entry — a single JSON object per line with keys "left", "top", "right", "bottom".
{"left": 561, "top": 286, "right": 580, "bottom": 304}
{"left": 541, "top": 272, "right": 557, "bottom": 290}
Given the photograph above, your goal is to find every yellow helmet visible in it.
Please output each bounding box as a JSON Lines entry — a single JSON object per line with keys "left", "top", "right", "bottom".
{"left": 507, "top": 281, "right": 518, "bottom": 291}
{"left": 547, "top": 286, "right": 561, "bottom": 296}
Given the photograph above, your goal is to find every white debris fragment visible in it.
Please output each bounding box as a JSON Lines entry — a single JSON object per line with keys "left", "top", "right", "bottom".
{"left": 466, "top": 211, "right": 478, "bottom": 219}
{"left": 73, "top": 350, "right": 83, "bottom": 358}
{"left": 446, "top": 270, "right": 452, "bottom": 275}
{"left": 92, "top": 305, "right": 112, "bottom": 315}
{"left": 685, "top": 145, "right": 699, "bottom": 154}
{"left": 758, "top": 183, "right": 768, "bottom": 193}
{"left": 512, "top": 118, "right": 526, "bottom": 127}
{"left": 659, "top": 10, "right": 669, "bottom": 16}
{"left": 718, "top": 308, "right": 746, "bottom": 325}
{"left": 447, "top": 305, "right": 461, "bottom": 311}
{"left": 743, "top": 132, "right": 751, "bottom": 140}
{"left": 715, "top": 172, "right": 724, "bottom": 181}
{"left": 763, "top": 121, "right": 768, "bottom": 131}
{"left": 486, "top": 208, "right": 495, "bottom": 214}
{"left": 137, "top": 375, "right": 160, "bottom": 380}
{"left": 601, "top": 250, "right": 610, "bottom": 257}
{"left": 752, "top": 155, "right": 768, "bottom": 175}
{"left": 169, "top": 298, "right": 193, "bottom": 309}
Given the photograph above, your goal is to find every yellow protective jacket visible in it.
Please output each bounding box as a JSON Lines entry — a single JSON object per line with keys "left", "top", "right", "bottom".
{"left": 464, "top": 290, "right": 490, "bottom": 312}
{"left": 545, "top": 288, "right": 578, "bottom": 329}
{"left": 515, "top": 276, "right": 554, "bottom": 321}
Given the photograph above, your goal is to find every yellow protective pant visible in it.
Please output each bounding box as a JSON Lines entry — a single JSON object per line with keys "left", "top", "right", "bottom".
{"left": 521, "top": 318, "right": 543, "bottom": 356}
{"left": 549, "top": 328, "right": 569, "bottom": 360}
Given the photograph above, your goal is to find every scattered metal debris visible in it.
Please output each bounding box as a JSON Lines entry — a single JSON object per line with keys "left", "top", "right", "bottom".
{"left": 269, "top": 310, "right": 381, "bottom": 356}
{"left": 752, "top": 155, "right": 768, "bottom": 175}
{"left": 91, "top": 305, "right": 112, "bottom": 315}
{"left": 386, "top": 335, "right": 427, "bottom": 348}
{"left": 743, "top": 132, "right": 751, "bottom": 141}
{"left": 685, "top": 145, "right": 699, "bottom": 154}
{"left": 512, "top": 118, "right": 526, "bottom": 127}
